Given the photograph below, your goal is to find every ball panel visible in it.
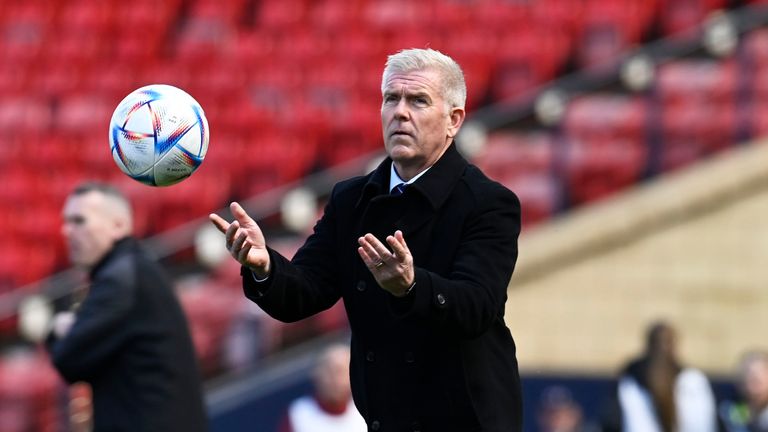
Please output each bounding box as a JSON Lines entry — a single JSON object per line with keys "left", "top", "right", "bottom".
{"left": 152, "top": 145, "right": 199, "bottom": 186}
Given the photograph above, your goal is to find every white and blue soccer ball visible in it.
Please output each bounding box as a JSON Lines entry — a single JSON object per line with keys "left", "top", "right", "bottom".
{"left": 109, "top": 84, "right": 209, "bottom": 187}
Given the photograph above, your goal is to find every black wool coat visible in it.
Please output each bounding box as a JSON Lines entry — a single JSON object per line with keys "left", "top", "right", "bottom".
{"left": 245, "top": 143, "right": 522, "bottom": 432}
{"left": 48, "top": 237, "right": 208, "bottom": 432}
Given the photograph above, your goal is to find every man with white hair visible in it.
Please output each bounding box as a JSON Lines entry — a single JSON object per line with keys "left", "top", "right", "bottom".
{"left": 212, "top": 48, "right": 523, "bottom": 431}
{"left": 720, "top": 350, "right": 768, "bottom": 432}
{"left": 47, "top": 182, "right": 208, "bottom": 432}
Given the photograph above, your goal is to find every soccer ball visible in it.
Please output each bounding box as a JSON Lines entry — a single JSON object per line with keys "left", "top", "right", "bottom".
{"left": 109, "top": 84, "right": 209, "bottom": 187}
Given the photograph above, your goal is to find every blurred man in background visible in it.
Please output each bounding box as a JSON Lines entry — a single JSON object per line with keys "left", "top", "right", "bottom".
{"left": 719, "top": 350, "right": 768, "bottom": 432}
{"left": 211, "top": 48, "right": 523, "bottom": 431}
{"left": 278, "top": 344, "right": 366, "bottom": 432}
{"left": 536, "top": 385, "right": 599, "bottom": 432}
{"left": 47, "top": 182, "right": 208, "bottom": 432}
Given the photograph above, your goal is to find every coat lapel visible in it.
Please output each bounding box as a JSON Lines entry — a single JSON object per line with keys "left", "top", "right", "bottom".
{"left": 355, "top": 143, "right": 469, "bottom": 241}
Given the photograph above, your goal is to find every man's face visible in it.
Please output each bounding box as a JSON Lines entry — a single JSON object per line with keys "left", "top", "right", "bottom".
{"left": 742, "top": 358, "right": 768, "bottom": 406}
{"left": 61, "top": 192, "right": 122, "bottom": 270}
{"left": 314, "top": 348, "right": 352, "bottom": 405}
{"left": 381, "top": 68, "right": 464, "bottom": 174}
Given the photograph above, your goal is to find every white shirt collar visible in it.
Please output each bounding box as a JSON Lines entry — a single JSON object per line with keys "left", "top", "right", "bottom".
{"left": 389, "top": 162, "right": 430, "bottom": 193}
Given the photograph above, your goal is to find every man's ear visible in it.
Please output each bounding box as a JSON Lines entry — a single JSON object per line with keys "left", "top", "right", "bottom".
{"left": 447, "top": 107, "right": 466, "bottom": 138}
{"left": 112, "top": 215, "right": 132, "bottom": 238}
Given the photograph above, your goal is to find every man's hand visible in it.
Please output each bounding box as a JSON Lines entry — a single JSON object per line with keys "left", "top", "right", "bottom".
{"left": 358, "top": 230, "right": 415, "bottom": 297}
{"left": 209, "top": 202, "right": 271, "bottom": 278}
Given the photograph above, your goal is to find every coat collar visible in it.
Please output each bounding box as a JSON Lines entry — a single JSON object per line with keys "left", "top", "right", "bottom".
{"left": 89, "top": 236, "right": 136, "bottom": 279}
{"left": 357, "top": 142, "right": 468, "bottom": 210}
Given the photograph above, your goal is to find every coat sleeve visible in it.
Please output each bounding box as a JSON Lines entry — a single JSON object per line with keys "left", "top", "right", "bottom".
{"left": 47, "top": 266, "right": 136, "bottom": 382}
{"left": 242, "top": 185, "right": 344, "bottom": 323}
{"left": 390, "top": 182, "right": 521, "bottom": 338}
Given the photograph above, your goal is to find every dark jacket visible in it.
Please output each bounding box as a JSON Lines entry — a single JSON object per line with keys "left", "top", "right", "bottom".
{"left": 47, "top": 237, "right": 208, "bottom": 432}
{"left": 244, "top": 144, "right": 522, "bottom": 432}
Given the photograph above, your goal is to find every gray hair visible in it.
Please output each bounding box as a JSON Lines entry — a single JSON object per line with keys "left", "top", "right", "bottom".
{"left": 382, "top": 48, "right": 467, "bottom": 110}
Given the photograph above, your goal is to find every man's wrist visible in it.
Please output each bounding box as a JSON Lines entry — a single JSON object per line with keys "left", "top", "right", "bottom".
{"left": 395, "top": 281, "right": 415, "bottom": 298}
{"left": 251, "top": 270, "right": 269, "bottom": 282}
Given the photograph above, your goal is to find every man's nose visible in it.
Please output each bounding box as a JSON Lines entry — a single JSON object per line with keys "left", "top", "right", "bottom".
{"left": 393, "top": 99, "right": 409, "bottom": 120}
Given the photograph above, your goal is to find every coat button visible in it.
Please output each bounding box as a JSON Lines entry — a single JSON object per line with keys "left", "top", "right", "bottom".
{"left": 356, "top": 280, "right": 366, "bottom": 292}
{"left": 366, "top": 350, "right": 375, "bottom": 362}
{"left": 404, "top": 351, "right": 415, "bottom": 363}
{"left": 371, "top": 420, "right": 381, "bottom": 430}
{"left": 436, "top": 293, "right": 446, "bottom": 305}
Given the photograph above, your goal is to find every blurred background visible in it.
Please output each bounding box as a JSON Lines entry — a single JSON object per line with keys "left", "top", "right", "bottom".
{"left": 1, "top": 0, "right": 768, "bottom": 430}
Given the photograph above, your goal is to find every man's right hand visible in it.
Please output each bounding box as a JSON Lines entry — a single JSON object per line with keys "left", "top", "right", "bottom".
{"left": 209, "top": 202, "right": 271, "bottom": 279}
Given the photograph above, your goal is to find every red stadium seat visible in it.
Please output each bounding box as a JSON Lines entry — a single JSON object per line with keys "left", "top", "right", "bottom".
{"left": 362, "top": 0, "right": 430, "bottom": 30}
{"left": 742, "top": 28, "right": 768, "bottom": 70}
{"left": 56, "top": 1, "right": 113, "bottom": 35}
{"left": 502, "top": 173, "right": 561, "bottom": 227}
{"left": 472, "top": 0, "right": 529, "bottom": 32}
{"left": 747, "top": 100, "right": 768, "bottom": 139}
{"left": 0, "top": 63, "right": 28, "bottom": 98}
{"left": 255, "top": 0, "right": 307, "bottom": 31}
{"left": 222, "top": 30, "right": 277, "bottom": 70}
{"left": 428, "top": 0, "right": 475, "bottom": 31}
{"left": 55, "top": 95, "right": 113, "bottom": 133}
{"left": 655, "top": 59, "right": 739, "bottom": 171}
{"left": 112, "top": 0, "right": 180, "bottom": 36}
{"left": 188, "top": 0, "right": 247, "bottom": 29}
{"left": 473, "top": 131, "right": 560, "bottom": 225}
{"left": 656, "top": 0, "right": 728, "bottom": 37}
{"left": 489, "top": 21, "right": 570, "bottom": 103}
{"left": 474, "top": 131, "right": 555, "bottom": 183}
{"left": 0, "top": 97, "right": 53, "bottom": 133}
{"left": 659, "top": 102, "right": 738, "bottom": 171}
{"left": 562, "top": 94, "right": 649, "bottom": 204}
{"left": 308, "top": 0, "right": 362, "bottom": 31}
{"left": 564, "top": 94, "right": 648, "bottom": 141}
{"left": 574, "top": 0, "right": 653, "bottom": 69}
{"left": 656, "top": 59, "right": 738, "bottom": 107}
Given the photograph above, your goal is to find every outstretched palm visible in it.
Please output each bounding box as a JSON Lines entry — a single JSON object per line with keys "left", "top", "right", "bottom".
{"left": 209, "top": 202, "right": 271, "bottom": 277}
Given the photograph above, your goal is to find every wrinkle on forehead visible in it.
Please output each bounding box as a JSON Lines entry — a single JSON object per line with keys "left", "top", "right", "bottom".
{"left": 383, "top": 70, "right": 441, "bottom": 94}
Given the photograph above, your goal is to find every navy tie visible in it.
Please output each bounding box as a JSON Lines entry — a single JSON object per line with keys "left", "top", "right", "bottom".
{"left": 392, "top": 183, "right": 407, "bottom": 196}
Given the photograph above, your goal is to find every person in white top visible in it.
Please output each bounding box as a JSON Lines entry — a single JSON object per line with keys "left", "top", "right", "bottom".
{"left": 278, "top": 344, "right": 366, "bottom": 432}
{"left": 615, "top": 321, "right": 717, "bottom": 432}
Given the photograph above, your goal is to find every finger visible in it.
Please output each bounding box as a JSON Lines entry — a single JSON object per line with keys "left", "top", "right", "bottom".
{"left": 365, "top": 233, "right": 394, "bottom": 261}
{"left": 232, "top": 231, "right": 248, "bottom": 256}
{"left": 386, "top": 235, "right": 408, "bottom": 261}
{"left": 209, "top": 213, "right": 230, "bottom": 233}
{"left": 357, "top": 246, "right": 377, "bottom": 268}
{"left": 225, "top": 221, "right": 240, "bottom": 249}
{"left": 394, "top": 230, "right": 410, "bottom": 254}
{"left": 359, "top": 235, "right": 387, "bottom": 262}
{"left": 236, "top": 241, "right": 252, "bottom": 263}
{"left": 230, "top": 202, "right": 256, "bottom": 227}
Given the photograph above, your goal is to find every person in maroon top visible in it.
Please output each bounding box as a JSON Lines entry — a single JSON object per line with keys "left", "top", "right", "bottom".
{"left": 278, "top": 344, "right": 366, "bottom": 432}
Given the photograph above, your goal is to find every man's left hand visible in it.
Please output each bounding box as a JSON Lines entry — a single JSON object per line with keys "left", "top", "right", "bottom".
{"left": 358, "top": 230, "right": 415, "bottom": 297}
